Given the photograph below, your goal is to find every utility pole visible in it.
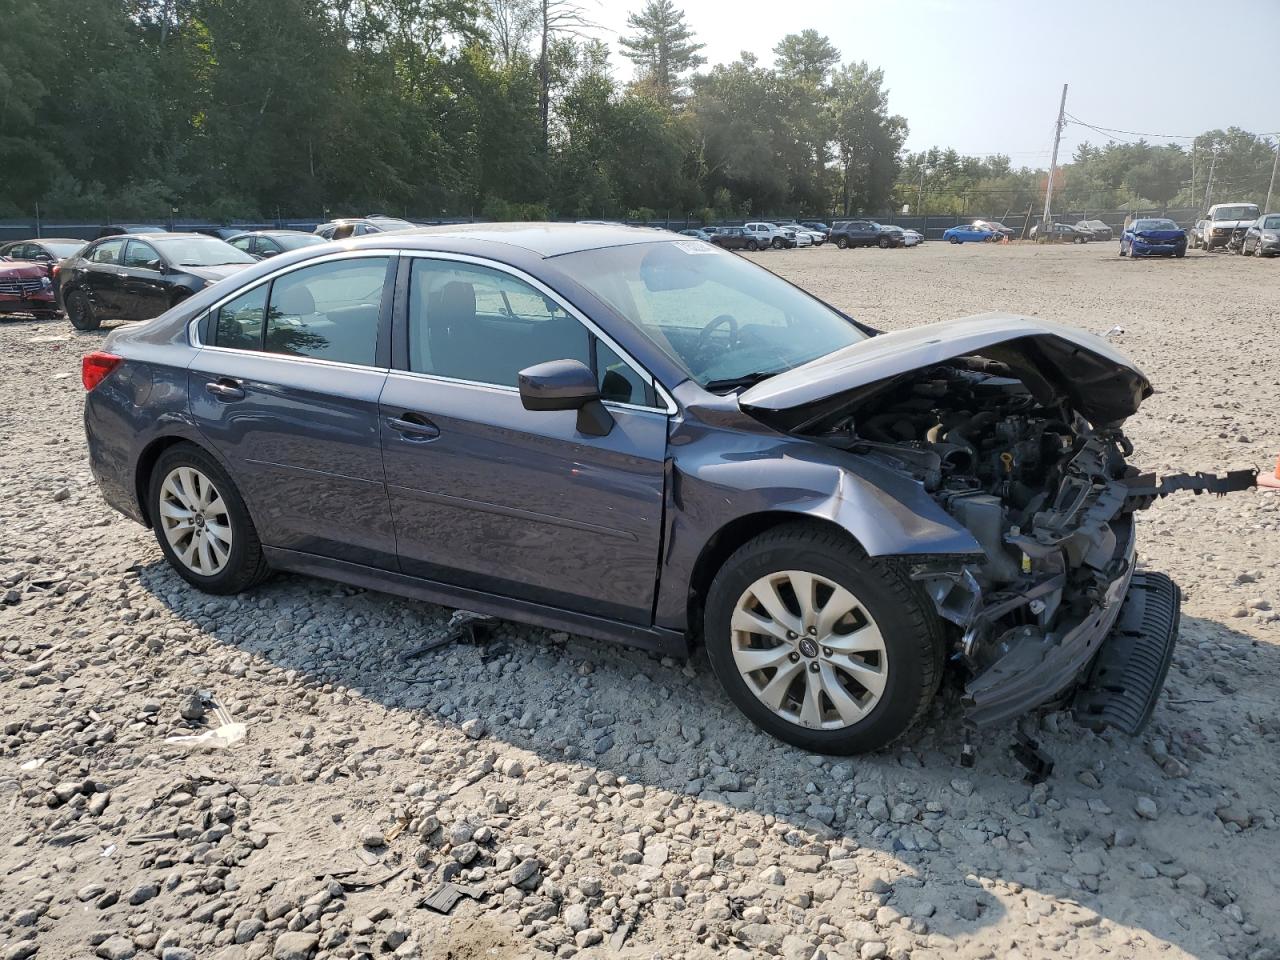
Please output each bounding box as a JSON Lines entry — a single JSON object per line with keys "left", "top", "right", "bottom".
{"left": 1202, "top": 144, "right": 1220, "bottom": 212}
{"left": 1265, "top": 138, "right": 1279, "bottom": 214}
{"left": 1041, "top": 84, "right": 1068, "bottom": 231}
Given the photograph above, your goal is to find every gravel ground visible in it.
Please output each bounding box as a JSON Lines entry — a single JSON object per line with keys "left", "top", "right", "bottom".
{"left": 1, "top": 241, "right": 1278, "bottom": 960}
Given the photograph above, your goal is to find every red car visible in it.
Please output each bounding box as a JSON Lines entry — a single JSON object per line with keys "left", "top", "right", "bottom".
{"left": 0, "top": 256, "right": 58, "bottom": 320}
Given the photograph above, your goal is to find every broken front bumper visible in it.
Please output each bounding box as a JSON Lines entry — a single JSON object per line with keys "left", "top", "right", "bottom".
{"left": 962, "top": 518, "right": 1140, "bottom": 727}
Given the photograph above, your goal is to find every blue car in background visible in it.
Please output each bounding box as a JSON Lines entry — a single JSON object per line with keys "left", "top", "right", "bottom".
{"left": 942, "top": 224, "right": 995, "bottom": 244}
{"left": 1120, "top": 218, "right": 1187, "bottom": 259}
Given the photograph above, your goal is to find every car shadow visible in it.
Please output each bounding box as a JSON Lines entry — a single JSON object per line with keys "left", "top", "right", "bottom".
{"left": 135, "top": 560, "right": 1278, "bottom": 958}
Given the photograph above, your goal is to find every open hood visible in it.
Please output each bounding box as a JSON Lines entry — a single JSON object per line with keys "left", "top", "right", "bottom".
{"left": 738, "top": 313, "right": 1152, "bottom": 430}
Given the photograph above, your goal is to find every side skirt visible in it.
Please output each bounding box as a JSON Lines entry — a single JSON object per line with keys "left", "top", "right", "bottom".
{"left": 262, "top": 546, "right": 690, "bottom": 659}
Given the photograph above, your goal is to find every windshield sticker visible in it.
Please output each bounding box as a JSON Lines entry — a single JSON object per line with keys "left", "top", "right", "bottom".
{"left": 673, "top": 240, "right": 718, "bottom": 254}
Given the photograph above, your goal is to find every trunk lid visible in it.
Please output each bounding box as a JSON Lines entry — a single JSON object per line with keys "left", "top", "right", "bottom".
{"left": 738, "top": 312, "right": 1152, "bottom": 430}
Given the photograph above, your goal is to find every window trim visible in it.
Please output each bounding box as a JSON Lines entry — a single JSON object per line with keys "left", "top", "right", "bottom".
{"left": 396, "top": 251, "right": 675, "bottom": 415}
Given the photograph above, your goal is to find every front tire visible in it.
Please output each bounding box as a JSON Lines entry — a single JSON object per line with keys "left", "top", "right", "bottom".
{"left": 148, "top": 443, "right": 270, "bottom": 595}
{"left": 66, "top": 288, "right": 101, "bottom": 331}
{"left": 746, "top": 239, "right": 759, "bottom": 251}
{"left": 771, "top": 237, "right": 785, "bottom": 250}
{"left": 835, "top": 236, "right": 849, "bottom": 249}
{"left": 878, "top": 236, "right": 891, "bottom": 249}
{"left": 703, "top": 522, "right": 943, "bottom": 754}
{"left": 949, "top": 236, "right": 960, "bottom": 244}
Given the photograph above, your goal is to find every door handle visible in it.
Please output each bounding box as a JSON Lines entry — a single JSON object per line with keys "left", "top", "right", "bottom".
{"left": 206, "top": 378, "right": 246, "bottom": 402}
{"left": 386, "top": 413, "right": 439, "bottom": 440}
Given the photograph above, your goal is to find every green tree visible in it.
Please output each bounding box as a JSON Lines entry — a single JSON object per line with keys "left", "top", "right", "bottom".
{"left": 773, "top": 29, "right": 839, "bottom": 85}
{"left": 618, "top": 0, "right": 705, "bottom": 107}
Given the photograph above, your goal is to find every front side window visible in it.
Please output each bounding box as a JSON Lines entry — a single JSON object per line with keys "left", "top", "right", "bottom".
{"left": 122, "top": 240, "right": 161, "bottom": 270}
{"left": 407, "top": 259, "right": 590, "bottom": 387}
{"left": 557, "top": 241, "right": 867, "bottom": 390}
{"left": 89, "top": 240, "right": 124, "bottom": 264}
{"left": 229, "top": 236, "right": 254, "bottom": 253}
{"left": 263, "top": 257, "right": 389, "bottom": 365}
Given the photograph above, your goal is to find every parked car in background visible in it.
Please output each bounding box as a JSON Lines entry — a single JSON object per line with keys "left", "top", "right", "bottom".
{"left": 800, "top": 221, "right": 831, "bottom": 241}
{"left": 194, "top": 227, "right": 245, "bottom": 241}
{"left": 0, "top": 238, "right": 86, "bottom": 265}
{"left": 678, "top": 229, "right": 714, "bottom": 242}
{"left": 830, "top": 220, "right": 898, "bottom": 249}
{"left": 58, "top": 233, "right": 256, "bottom": 330}
{"left": 0, "top": 258, "right": 58, "bottom": 319}
{"left": 1202, "top": 202, "right": 1260, "bottom": 252}
{"left": 971, "top": 219, "right": 1014, "bottom": 240}
{"left": 1075, "top": 219, "right": 1114, "bottom": 241}
{"left": 778, "top": 222, "right": 826, "bottom": 246}
{"left": 781, "top": 225, "right": 813, "bottom": 248}
{"left": 228, "top": 230, "right": 328, "bottom": 260}
{"left": 942, "top": 224, "right": 995, "bottom": 244}
{"left": 1242, "top": 214, "right": 1280, "bottom": 257}
{"left": 1189, "top": 219, "right": 1208, "bottom": 249}
{"left": 314, "top": 215, "right": 417, "bottom": 240}
{"left": 901, "top": 229, "right": 924, "bottom": 247}
{"left": 1119, "top": 218, "right": 1187, "bottom": 259}
{"left": 743, "top": 222, "right": 795, "bottom": 249}
{"left": 82, "top": 222, "right": 1201, "bottom": 755}
{"left": 876, "top": 224, "right": 906, "bottom": 248}
{"left": 96, "top": 224, "right": 168, "bottom": 239}
{"left": 708, "top": 226, "right": 759, "bottom": 251}
{"left": 1030, "top": 222, "right": 1090, "bottom": 242}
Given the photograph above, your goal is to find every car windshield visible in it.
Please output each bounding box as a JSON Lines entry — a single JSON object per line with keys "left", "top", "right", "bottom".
{"left": 557, "top": 241, "right": 867, "bottom": 389}
{"left": 368, "top": 218, "right": 416, "bottom": 231}
{"left": 153, "top": 237, "right": 256, "bottom": 266}
{"left": 1213, "top": 205, "right": 1259, "bottom": 221}
{"left": 43, "top": 241, "right": 85, "bottom": 258}
{"left": 276, "top": 233, "right": 328, "bottom": 250}
{"left": 1264, "top": 216, "right": 1280, "bottom": 229}
{"left": 1134, "top": 219, "right": 1178, "bottom": 231}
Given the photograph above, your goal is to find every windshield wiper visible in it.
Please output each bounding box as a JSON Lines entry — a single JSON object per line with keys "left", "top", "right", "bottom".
{"left": 703, "top": 370, "right": 782, "bottom": 392}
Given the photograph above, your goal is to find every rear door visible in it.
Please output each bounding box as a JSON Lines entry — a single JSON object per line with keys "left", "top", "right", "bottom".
{"left": 120, "top": 239, "right": 169, "bottom": 319}
{"left": 188, "top": 251, "right": 400, "bottom": 569}
{"left": 379, "top": 254, "right": 668, "bottom": 623}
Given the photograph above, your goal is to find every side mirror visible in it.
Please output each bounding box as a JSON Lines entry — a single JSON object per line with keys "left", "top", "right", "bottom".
{"left": 518, "top": 359, "right": 613, "bottom": 437}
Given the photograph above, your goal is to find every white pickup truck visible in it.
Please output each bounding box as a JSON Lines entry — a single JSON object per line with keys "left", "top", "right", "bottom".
{"left": 1202, "top": 202, "right": 1260, "bottom": 252}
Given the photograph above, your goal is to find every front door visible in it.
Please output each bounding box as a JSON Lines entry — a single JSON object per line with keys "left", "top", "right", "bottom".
{"left": 188, "top": 253, "right": 400, "bottom": 569}
{"left": 120, "top": 239, "right": 169, "bottom": 320}
{"left": 379, "top": 255, "right": 667, "bottom": 624}
{"left": 81, "top": 238, "right": 127, "bottom": 313}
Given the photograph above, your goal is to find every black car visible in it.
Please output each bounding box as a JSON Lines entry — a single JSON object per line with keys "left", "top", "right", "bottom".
{"left": 1075, "top": 219, "right": 1114, "bottom": 242}
{"left": 228, "top": 230, "right": 328, "bottom": 260}
{"left": 95, "top": 224, "right": 168, "bottom": 239}
{"left": 58, "top": 233, "right": 256, "bottom": 331}
{"left": 194, "top": 227, "right": 246, "bottom": 241}
{"left": 831, "top": 220, "right": 901, "bottom": 249}
{"left": 0, "top": 238, "right": 87, "bottom": 265}
{"left": 314, "top": 216, "right": 417, "bottom": 240}
{"left": 708, "top": 226, "right": 759, "bottom": 251}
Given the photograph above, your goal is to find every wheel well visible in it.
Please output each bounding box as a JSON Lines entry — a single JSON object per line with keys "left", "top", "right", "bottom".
{"left": 134, "top": 437, "right": 198, "bottom": 527}
{"left": 685, "top": 512, "right": 862, "bottom": 643}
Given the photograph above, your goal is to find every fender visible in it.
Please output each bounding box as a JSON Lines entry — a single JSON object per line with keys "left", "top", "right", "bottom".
{"left": 653, "top": 389, "right": 981, "bottom": 632}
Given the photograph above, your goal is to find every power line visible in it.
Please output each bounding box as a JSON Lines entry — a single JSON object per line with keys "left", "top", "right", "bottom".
{"left": 1065, "top": 112, "right": 1280, "bottom": 143}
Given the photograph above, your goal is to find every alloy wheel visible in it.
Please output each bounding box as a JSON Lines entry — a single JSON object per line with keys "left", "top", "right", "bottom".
{"left": 730, "top": 570, "right": 889, "bottom": 730}
{"left": 158, "top": 466, "right": 233, "bottom": 575}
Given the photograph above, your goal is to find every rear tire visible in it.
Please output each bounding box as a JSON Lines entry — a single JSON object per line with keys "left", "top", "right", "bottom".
{"left": 703, "top": 522, "right": 944, "bottom": 754}
{"left": 66, "top": 288, "right": 100, "bottom": 331}
{"left": 747, "top": 239, "right": 759, "bottom": 252}
{"left": 148, "top": 443, "right": 270, "bottom": 595}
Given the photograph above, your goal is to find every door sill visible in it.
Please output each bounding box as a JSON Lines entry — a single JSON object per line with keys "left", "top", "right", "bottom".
{"left": 262, "top": 546, "right": 689, "bottom": 658}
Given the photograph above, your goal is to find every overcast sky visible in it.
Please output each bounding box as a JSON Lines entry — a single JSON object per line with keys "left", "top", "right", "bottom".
{"left": 588, "top": 0, "right": 1279, "bottom": 164}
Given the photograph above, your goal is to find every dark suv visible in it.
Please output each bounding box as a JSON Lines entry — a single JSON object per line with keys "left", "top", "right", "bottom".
{"left": 81, "top": 223, "right": 1218, "bottom": 755}
{"left": 831, "top": 220, "right": 903, "bottom": 249}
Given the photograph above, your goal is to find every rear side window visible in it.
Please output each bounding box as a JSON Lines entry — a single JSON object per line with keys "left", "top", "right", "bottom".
{"left": 215, "top": 285, "right": 268, "bottom": 351}
{"left": 263, "top": 257, "right": 389, "bottom": 365}
{"left": 89, "top": 240, "right": 124, "bottom": 264}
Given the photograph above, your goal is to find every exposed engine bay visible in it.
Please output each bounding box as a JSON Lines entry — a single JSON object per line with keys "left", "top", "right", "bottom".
{"left": 805, "top": 355, "right": 1255, "bottom": 726}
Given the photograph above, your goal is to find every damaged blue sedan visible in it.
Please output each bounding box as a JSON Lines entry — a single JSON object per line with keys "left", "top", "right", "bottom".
{"left": 81, "top": 224, "right": 1251, "bottom": 755}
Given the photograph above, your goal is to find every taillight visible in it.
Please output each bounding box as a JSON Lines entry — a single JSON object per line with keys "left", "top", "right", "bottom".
{"left": 82, "top": 352, "right": 123, "bottom": 391}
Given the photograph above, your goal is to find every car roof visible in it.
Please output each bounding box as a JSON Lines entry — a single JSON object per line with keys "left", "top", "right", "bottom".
{"left": 336, "top": 222, "right": 678, "bottom": 258}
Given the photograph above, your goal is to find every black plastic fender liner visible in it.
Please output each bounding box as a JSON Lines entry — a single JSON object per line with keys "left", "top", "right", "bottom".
{"left": 1074, "top": 572, "right": 1182, "bottom": 735}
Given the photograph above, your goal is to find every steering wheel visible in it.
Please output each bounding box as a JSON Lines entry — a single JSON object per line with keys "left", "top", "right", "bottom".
{"left": 694, "top": 313, "right": 740, "bottom": 366}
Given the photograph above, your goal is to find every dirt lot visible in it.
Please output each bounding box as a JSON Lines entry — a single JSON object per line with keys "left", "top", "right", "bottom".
{"left": 1, "top": 241, "right": 1278, "bottom": 960}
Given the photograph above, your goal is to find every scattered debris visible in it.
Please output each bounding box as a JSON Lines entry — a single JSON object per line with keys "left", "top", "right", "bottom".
{"left": 418, "top": 881, "right": 485, "bottom": 914}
